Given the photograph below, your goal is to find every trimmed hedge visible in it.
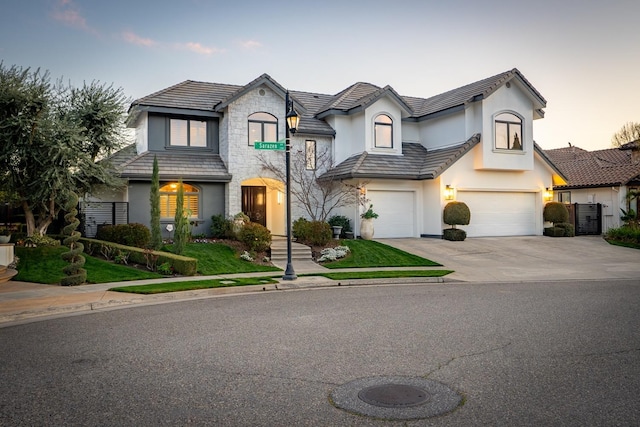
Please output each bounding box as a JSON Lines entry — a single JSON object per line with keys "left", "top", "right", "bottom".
{"left": 96, "top": 223, "right": 151, "bottom": 248}
{"left": 543, "top": 227, "right": 565, "bottom": 237}
{"left": 293, "top": 219, "right": 332, "bottom": 246}
{"left": 443, "top": 201, "right": 471, "bottom": 227}
{"left": 543, "top": 202, "right": 569, "bottom": 224}
{"left": 80, "top": 237, "right": 197, "bottom": 276}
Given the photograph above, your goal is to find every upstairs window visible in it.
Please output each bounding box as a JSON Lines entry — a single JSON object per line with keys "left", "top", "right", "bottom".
{"left": 159, "top": 183, "right": 199, "bottom": 219}
{"left": 170, "top": 119, "right": 207, "bottom": 147}
{"left": 305, "top": 140, "right": 316, "bottom": 170}
{"left": 248, "top": 112, "right": 278, "bottom": 146}
{"left": 374, "top": 114, "right": 393, "bottom": 148}
{"left": 495, "top": 113, "right": 522, "bottom": 150}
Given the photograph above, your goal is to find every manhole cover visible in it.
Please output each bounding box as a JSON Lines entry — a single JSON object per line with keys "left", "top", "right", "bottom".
{"left": 330, "top": 376, "right": 462, "bottom": 420}
{"left": 358, "top": 384, "right": 431, "bottom": 407}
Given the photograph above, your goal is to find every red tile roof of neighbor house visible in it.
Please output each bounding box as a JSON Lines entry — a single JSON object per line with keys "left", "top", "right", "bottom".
{"left": 544, "top": 144, "right": 640, "bottom": 189}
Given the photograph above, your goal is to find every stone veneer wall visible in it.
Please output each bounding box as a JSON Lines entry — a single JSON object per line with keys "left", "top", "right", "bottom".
{"left": 219, "top": 85, "right": 336, "bottom": 221}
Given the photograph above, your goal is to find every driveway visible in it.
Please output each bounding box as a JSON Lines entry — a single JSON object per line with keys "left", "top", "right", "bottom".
{"left": 381, "top": 235, "right": 640, "bottom": 282}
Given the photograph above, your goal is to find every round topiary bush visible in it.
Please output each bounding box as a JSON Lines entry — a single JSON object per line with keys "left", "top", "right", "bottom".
{"left": 443, "top": 201, "right": 471, "bottom": 228}
{"left": 237, "top": 222, "right": 272, "bottom": 252}
{"left": 543, "top": 202, "right": 569, "bottom": 225}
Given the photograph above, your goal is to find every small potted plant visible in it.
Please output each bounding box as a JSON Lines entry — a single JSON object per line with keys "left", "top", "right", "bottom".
{"left": 360, "top": 204, "right": 378, "bottom": 240}
{"left": 0, "top": 227, "right": 11, "bottom": 244}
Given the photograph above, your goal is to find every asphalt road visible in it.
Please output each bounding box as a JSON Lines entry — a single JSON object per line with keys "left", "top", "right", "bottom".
{"left": 1, "top": 279, "right": 639, "bottom": 426}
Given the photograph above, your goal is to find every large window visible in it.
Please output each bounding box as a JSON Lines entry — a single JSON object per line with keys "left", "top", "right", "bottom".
{"left": 374, "top": 114, "right": 393, "bottom": 148}
{"left": 305, "top": 140, "right": 316, "bottom": 170}
{"left": 248, "top": 112, "right": 277, "bottom": 145}
{"left": 159, "top": 183, "right": 199, "bottom": 219}
{"left": 169, "top": 119, "right": 207, "bottom": 147}
{"left": 495, "top": 113, "right": 522, "bottom": 150}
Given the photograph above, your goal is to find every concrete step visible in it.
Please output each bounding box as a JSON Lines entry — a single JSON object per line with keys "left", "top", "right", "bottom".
{"left": 270, "top": 239, "right": 313, "bottom": 261}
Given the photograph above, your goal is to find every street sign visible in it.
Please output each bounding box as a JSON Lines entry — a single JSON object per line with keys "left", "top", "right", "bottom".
{"left": 254, "top": 140, "right": 286, "bottom": 150}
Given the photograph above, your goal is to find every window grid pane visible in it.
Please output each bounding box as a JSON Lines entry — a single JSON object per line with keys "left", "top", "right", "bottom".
{"left": 190, "top": 121, "right": 207, "bottom": 147}
{"left": 170, "top": 119, "right": 188, "bottom": 146}
{"left": 375, "top": 124, "right": 393, "bottom": 148}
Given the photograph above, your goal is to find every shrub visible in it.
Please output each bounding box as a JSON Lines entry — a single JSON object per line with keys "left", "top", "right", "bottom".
{"left": 318, "top": 245, "right": 351, "bottom": 262}
{"left": 292, "top": 217, "right": 308, "bottom": 240}
{"left": 96, "top": 223, "right": 151, "bottom": 248}
{"left": 293, "top": 219, "right": 332, "bottom": 246}
{"left": 543, "top": 202, "right": 569, "bottom": 225}
{"left": 211, "top": 214, "right": 234, "bottom": 239}
{"left": 443, "top": 202, "right": 471, "bottom": 228}
{"left": 606, "top": 226, "right": 640, "bottom": 245}
{"left": 237, "top": 222, "right": 272, "bottom": 252}
{"left": 443, "top": 228, "right": 467, "bottom": 241}
{"left": 555, "top": 222, "right": 575, "bottom": 237}
{"left": 23, "top": 234, "right": 61, "bottom": 247}
{"left": 328, "top": 215, "right": 352, "bottom": 238}
{"left": 543, "top": 227, "right": 565, "bottom": 237}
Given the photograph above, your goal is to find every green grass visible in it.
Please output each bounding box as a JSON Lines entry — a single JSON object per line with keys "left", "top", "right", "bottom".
{"left": 323, "top": 240, "right": 441, "bottom": 269}
{"left": 165, "top": 243, "right": 281, "bottom": 275}
{"left": 308, "top": 270, "right": 453, "bottom": 280}
{"left": 110, "top": 277, "right": 279, "bottom": 294}
{"left": 14, "top": 246, "right": 163, "bottom": 284}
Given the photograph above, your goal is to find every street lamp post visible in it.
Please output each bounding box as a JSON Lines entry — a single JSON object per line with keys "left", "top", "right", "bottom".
{"left": 283, "top": 90, "right": 299, "bottom": 280}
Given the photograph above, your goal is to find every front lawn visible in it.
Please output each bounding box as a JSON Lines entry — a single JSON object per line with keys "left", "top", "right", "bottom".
{"left": 164, "top": 243, "right": 281, "bottom": 275}
{"left": 110, "top": 276, "right": 279, "bottom": 294}
{"left": 323, "top": 240, "right": 441, "bottom": 269}
{"left": 14, "top": 246, "right": 163, "bottom": 284}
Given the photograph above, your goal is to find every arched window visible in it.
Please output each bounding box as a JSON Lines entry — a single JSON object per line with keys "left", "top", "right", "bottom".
{"left": 159, "top": 183, "right": 199, "bottom": 219}
{"left": 374, "top": 114, "right": 393, "bottom": 148}
{"left": 248, "top": 112, "right": 278, "bottom": 146}
{"left": 495, "top": 113, "right": 523, "bottom": 150}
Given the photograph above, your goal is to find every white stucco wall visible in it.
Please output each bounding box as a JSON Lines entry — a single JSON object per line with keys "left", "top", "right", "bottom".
{"left": 364, "top": 98, "right": 403, "bottom": 155}
{"left": 418, "top": 112, "right": 466, "bottom": 149}
{"left": 476, "top": 84, "right": 536, "bottom": 171}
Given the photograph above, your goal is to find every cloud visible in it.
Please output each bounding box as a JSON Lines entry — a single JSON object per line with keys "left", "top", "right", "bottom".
{"left": 122, "top": 31, "right": 156, "bottom": 47}
{"left": 51, "top": 0, "right": 98, "bottom": 35}
{"left": 240, "top": 40, "right": 263, "bottom": 49}
{"left": 175, "top": 42, "right": 225, "bottom": 56}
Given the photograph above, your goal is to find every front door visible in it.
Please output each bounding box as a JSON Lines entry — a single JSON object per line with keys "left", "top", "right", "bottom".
{"left": 241, "top": 186, "right": 267, "bottom": 227}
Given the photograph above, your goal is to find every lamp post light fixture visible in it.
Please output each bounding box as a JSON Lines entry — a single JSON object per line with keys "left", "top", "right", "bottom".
{"left": 283, "top": 90, "right": 300, "bottom": 280}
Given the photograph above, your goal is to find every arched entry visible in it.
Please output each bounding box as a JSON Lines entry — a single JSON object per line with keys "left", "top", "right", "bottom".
{"left": 241, "top": 178, "right": 285, "bottom": 236}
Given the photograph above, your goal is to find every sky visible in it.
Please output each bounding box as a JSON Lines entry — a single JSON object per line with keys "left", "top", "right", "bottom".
{"left": 1, "top": 0, "right": 638, "bottom": 151}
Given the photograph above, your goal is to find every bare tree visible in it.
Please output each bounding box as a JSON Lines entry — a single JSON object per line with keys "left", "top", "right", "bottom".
{"left": 258, "top": 144, "right": 357, "bottom": 221}
{"left": 611, "top": 122, "right": 640, "bottom": 147}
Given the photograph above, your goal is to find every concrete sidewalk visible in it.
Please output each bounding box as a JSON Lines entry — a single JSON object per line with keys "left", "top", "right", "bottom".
{"left": 2, "top": 235, "right": 638, "bottom": 326}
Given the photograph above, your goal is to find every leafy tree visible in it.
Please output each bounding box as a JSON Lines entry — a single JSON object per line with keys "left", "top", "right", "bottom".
{"left": 149, "top": 156, "right": 162, "bottom": 250}
{"left": 611, "top": 122, "right": 640, "bottom": 147}
{"left": 258, "top": 144, "right": 357, "bottom": 221}
{"left": 0, "top": 63, "right": 128, "bottom": 236}
{"left": 173, "top": 180, "right": 188, "bottom": 255}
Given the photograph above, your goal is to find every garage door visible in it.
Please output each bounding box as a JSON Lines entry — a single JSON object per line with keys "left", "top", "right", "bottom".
{"left": 456, "top": 192, "right": 537, "bottom": 237}
{"left": 366, "top": 190, "right": 415, "bottom": 238}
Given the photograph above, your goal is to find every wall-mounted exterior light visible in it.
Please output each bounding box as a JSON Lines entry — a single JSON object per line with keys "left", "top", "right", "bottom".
{"left": 444, "top": 185, "right": 455, "bottom": 201}
{"left": 544, "top": 187, "right": 553, "bottom": 202}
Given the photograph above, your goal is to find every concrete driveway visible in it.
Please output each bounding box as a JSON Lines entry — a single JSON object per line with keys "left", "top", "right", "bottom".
{"left": 381, "top": 235, "right": 640, "bottom": 282}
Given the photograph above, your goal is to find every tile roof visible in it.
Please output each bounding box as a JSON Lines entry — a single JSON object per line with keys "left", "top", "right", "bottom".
{"left": 544, "top": 145, "right": 640, "bottom": 188}
{"left": 319, "top": 134, "right": 481, "bottom": 181}
{"left": 111, "top": 149, "right": 231, "bottom": 182}
{"left": 129, "top": 68, "right": 544, "bottom": 135}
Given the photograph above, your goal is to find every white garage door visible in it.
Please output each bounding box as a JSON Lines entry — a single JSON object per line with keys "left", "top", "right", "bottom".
{"left": 366, "top": 190, "right": 415, "bottom": 238}
{"left": 456, "top": 191, "right": 537, "bottom": 237}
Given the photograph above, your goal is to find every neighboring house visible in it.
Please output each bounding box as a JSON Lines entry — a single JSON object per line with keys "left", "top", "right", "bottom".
{"left": 544, "top": 142, "right": 640, "bottom": 234}
{"left": 89, "top": 68, "right": 566, "bottom": 239}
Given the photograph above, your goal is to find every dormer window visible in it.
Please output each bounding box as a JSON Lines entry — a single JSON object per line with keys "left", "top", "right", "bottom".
{"left": 374, "top": 114, "right": 393, "bottom": 148}
{"left": 170, "top": 119, "right": 207, "bottom": 147}
{"left": 248, "top": 112, "right": 278, "bottom": 146}
{"left": 495, "top": 113, "right": 523, "bottom": 150}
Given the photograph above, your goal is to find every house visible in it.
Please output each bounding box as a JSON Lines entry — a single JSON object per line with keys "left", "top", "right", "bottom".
{"left": 544, "top": 142, "right": 640, "bottom": 234}
{"left": 88, "top": 68, "right": 566, "bottom": 239}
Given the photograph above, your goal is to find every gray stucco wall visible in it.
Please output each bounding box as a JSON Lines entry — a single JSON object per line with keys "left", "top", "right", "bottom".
{"left": 128, "top": 181, "right": 226, "bottom": 238}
